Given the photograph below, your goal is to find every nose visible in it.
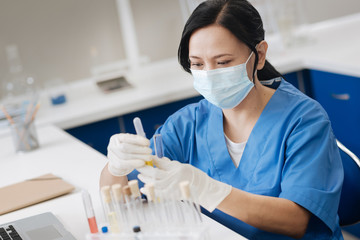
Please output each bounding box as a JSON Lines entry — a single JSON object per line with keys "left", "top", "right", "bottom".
{"left": 203, "top": 63, "right": 216, "bottom": 71}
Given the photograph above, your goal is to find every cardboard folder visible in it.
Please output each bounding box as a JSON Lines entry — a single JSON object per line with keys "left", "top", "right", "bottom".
{"left": 0, "top": 173, "right": 75, "bottom": 215}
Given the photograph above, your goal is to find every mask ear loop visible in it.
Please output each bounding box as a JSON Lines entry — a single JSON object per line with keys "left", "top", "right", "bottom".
{"left": 253, "top": 40, "right": 265, "bottom": 81}
{"left": 251, "top": 43, "right": 260, "bottom": 84}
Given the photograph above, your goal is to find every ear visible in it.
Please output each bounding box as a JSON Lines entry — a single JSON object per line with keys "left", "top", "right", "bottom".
{"left": 256, "top": 40, "right": 268, "bottom": 70}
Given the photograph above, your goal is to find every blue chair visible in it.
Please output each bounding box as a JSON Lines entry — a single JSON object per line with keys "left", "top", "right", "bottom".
{"left": 337, "top": 140, "right": 360, "bottom": 227}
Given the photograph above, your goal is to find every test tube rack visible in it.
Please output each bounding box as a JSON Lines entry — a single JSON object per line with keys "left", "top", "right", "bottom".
{"left": 86, "top": 181, "right": 207, "bottom": 240}
{"left": 86, "top": 224, "right": 208, "bottom": 240}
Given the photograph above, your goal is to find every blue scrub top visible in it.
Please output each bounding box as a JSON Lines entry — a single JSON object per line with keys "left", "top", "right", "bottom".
{"left": 150, "top": 79, "right": 344, "bottom": 239}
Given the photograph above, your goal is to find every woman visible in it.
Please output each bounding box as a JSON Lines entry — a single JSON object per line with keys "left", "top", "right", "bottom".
{"left": 101, "top": 0, "right": 343, "bottom": 239}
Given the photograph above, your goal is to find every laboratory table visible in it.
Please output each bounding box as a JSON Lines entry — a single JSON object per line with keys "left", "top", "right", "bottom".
{"left": 0, "top": 124, "right": 247, "bottom": 240}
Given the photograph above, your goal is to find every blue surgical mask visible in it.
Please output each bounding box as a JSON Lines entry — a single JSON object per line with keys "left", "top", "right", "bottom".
{"left": 191, "top": 52, "right": 254, "bottom": 109}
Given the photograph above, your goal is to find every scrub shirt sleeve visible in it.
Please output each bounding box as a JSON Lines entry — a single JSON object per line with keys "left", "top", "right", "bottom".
{"left": 279, "top": 117, "right": 343, "bottom": 233}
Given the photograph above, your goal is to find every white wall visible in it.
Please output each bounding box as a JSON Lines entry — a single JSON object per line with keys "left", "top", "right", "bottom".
{"left": 0, "top": 0, "right": 359, "bottom": 100}
{"left": 131, "top": 0, "right": 183, "bottom": 62}
{"left": 0, "top": 0, "right": 125, "bottom": 96}
{"left": 303, "top": 0, "right": 360, "bottom": 23}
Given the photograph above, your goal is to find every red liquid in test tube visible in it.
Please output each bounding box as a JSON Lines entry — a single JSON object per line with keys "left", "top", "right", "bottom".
{"left": 82, "top": 190, "right": 99, "bottom": 233}
{"left": 87, "top": 216, "right": 99, "bottom": 234}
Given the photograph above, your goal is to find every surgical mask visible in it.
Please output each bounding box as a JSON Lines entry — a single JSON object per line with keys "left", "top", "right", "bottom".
{"left": 191, "top": 52, "right": 254, "bottom": 109}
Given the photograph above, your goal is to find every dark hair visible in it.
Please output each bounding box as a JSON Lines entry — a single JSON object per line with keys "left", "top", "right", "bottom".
{"left": 178, "top": 0, "right": 282, "bottom": 81}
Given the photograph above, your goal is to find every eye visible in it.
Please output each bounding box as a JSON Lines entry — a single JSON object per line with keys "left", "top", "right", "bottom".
{"left": 217, "top": 60, "right": 231, "bottom": 65}
{"left": 190, "top": 62, "right": 203, "bottom": 69}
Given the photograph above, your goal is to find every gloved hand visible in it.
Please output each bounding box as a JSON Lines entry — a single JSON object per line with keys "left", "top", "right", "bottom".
{"left": 107, "top": 133, "right": 153, "bottom": 176}
{"left": 137, "top": 156, "right": 232, "bottom": 212}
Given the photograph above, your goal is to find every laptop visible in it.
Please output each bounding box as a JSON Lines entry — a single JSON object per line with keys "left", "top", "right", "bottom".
{"left": 0, "top": 212, "right": 76, "bottom": 240}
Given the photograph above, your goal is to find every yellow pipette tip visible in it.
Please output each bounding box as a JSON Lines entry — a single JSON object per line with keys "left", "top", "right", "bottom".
{"left": 145, "top": 160, "right": 153, "bottom": 167}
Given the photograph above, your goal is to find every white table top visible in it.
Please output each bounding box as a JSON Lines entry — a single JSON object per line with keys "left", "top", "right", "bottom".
{"left": 5, "top": 13, "right": 357, "bottom": 131}
{"left": 0, "top": 124, "right": 247, "bottom": 240}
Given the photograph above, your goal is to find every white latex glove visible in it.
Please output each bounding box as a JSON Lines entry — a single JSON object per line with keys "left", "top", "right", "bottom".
{"left": 138, "top": 156, "right": 232, "bottom": 212}
{"left": 107, "top": 133, "right": 152, "bottom": 176}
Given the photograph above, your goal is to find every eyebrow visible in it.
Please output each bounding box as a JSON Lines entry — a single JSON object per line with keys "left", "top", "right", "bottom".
{"left": 189, "top": 54, "right": 234, "bottom": 59}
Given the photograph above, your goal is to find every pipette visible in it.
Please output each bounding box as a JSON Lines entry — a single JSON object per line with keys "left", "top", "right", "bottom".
{"left": 133, "top": 117, "right": 145, "bottom": 137}
{"left": 81, "top": 190, "right": 99, "bottom": 234}
{"left": 133, "top": 117, "right": 153, "bottom": 166}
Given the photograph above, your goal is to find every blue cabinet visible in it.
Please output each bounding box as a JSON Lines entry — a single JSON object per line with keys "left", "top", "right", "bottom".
{"left": 283, "top": 70, "right": 313, "bottom": 97}
{"left": 283, "top": 72, "right": 299, "bottom": 89}
{"left": 121, "top": 96, "right": 203, "bottom": 137}
{"left": 65, "top": 95, "right": 202, "bottom": 155}
{"left": 66, "top": 117, "right": 121, "bottom": 155}
{"left": 309, "top": 70, "right": 360, "bottom": 157}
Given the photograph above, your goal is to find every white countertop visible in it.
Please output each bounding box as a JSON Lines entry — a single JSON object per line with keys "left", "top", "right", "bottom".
{"left": 0, "top": 124, "right": 247, "bottom": 240}
{"left": 10, "top": 13, "right": 359, "bottom": 130}
{"left": 267, "top": 13, "right": 360, "bottom": 77}
{"left": 0, "top": 125, "right": 107, "bottom": 239}
{"left": 34, "top": 60, "right": 200, "bottom": 129}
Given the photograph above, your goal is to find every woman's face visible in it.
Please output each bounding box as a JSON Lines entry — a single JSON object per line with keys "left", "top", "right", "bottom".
{"left": 188, "top": 24, "right": 254, "bottom": 73}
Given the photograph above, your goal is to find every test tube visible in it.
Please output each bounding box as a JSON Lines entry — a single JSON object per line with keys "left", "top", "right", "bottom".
{"left": 101, "top": 186, "right": 121, "bottom": 233}
{"left": 179, "top": 181, "right": 203, "bottom": 224}
{"left": 144, "top": 183, "right": 156, "bottom": 227}
{"left": 133, "top": 117, "right": 153, "bottom": 166}
{"left": 143, "top": 184, "right": 171, "bottom": 231}
{"left": 128, "top": 180, "right": 141, "bottom": 200}
{"left": 156, "top": 191, "right": 174, "bottom": 230}
{"left": 144, "top": 183, "right": 167, "bottom": 231}
{"left": 148, "top": 134, "right": 183, "bottom": 228}
{"left": 111, "top": 184, "right": 127, "bottom": 231}
{"left": 123, "top": 185, "right": 138, "bottom": 227}
{"left": 81, "top": 190, "right": 99, "bottom": 234}
{"left": 163, "top": 195, "right": 186, "bottom": 230}
{"left": 171, "top": 196, "right": 186, "bottom": 226}
{"left": 129, "top": 180, "right": 146, "bottom": 224}
{"left": 153, "top": 134, "right": 164, "bottom": 158}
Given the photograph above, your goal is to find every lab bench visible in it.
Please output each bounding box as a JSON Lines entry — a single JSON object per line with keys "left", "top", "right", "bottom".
{"left": 0, "top": 125, "right": 247, "bottom": 240}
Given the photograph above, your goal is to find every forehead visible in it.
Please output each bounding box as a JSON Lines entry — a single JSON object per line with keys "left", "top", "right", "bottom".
{"left": 189, "top": 24, "right": 248, "bottom": 57}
